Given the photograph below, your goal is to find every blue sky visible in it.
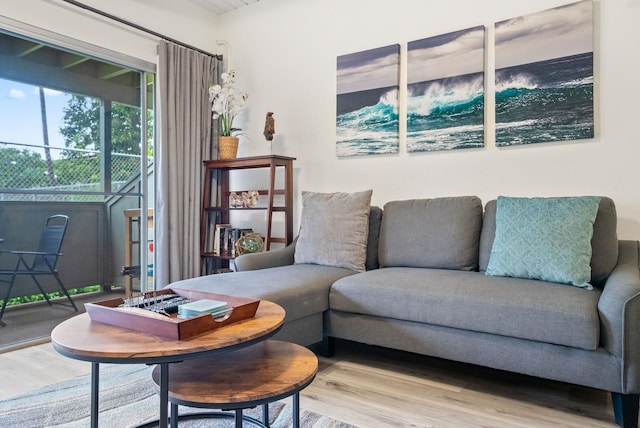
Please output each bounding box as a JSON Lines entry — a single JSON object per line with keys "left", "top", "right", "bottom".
{"left": 0, "top": 78, "right": 70, "bottom": 157}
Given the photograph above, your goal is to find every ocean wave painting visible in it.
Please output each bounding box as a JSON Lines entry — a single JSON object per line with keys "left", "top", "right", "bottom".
{"left": 407, "top": 26, "right": 485, "bottom": 152}
{"left": 495, "top": 0, "right": 594, "bottom": 146}
{"left": 336, "top": 44, "right": 400, "bottom": 157}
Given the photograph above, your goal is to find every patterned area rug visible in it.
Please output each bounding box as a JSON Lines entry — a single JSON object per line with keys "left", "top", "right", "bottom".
{"left": 0, "top": 363, "right": 354, "bottom": 427}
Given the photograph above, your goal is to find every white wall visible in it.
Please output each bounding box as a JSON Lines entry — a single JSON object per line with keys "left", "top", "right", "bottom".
{"left": 219, "top": 0, "right": 640, "bottom": 240}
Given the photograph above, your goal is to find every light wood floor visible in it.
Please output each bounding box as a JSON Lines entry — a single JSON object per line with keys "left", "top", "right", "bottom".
{"left": 0, "top": 339, "right": 618, "bottom": 427}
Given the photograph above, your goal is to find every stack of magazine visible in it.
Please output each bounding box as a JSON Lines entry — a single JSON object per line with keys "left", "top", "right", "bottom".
{"left": 177, "top": 299, "right": 231, "bottom": 319}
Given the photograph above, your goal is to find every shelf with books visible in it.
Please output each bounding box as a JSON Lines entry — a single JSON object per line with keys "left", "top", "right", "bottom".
{"left": 200, "top": 155, "right": 295, "bottom": 275}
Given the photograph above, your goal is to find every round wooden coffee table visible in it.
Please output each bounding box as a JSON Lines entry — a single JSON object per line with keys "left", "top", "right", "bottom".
{"left": 51, "top": 300, "right": 285, "bottom": 428}
{"left": 147, "top": 340, "right": 317, "bottom": 428}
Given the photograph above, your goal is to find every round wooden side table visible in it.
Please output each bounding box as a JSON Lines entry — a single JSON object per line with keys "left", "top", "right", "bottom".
{"left": 147, "top": 340, "right": 318, "bottom": 428}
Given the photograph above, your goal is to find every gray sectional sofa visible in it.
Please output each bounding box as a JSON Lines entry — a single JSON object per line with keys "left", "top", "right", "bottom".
{"left": 168, "top": 195, "right": 640, "bottom": 427}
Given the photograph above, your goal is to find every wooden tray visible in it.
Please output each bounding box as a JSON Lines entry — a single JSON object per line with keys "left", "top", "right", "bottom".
{"left": 85, "top": 289, "right": 260, "bottom": 340}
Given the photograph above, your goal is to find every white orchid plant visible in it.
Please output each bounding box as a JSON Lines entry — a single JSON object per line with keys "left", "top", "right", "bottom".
{"left": 208, "top": 70, "right": 248, "bottom": 137}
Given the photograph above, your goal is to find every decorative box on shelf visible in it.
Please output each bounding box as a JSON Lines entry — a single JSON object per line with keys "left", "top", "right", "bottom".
{"left": 84, "top": 289, "right": 260, "bottom": 340}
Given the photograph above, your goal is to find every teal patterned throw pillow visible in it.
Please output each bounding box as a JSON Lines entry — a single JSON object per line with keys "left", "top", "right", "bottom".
{"left": 485, "top": 196, "right": 601, "bottom": 290}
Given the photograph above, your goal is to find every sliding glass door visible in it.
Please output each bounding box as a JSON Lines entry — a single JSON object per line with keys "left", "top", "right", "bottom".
{"left": 0, "top": 29, "right": 155, "bottom": 344}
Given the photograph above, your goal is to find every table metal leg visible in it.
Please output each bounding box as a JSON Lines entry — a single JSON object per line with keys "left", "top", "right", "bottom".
{"left": 91, "top": 362, "right": 99, "bottom": 428}
{"left": 262, "top": 403, "right": 270, "bottom": 427}
{"left": 235, "top": 409, "right": 242, "bottom": 428}
{"left": 292, "top": 392, "right": 300, "bottom": 428}
{"left": 170, "top": 402, "right": 179, "bottom": 428}
{"left": 159, "top": 363, "right": 169, "bottom": 428}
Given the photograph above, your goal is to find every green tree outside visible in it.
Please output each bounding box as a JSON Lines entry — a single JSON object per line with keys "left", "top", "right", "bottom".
{"left": 1, "top": 93, "right": 152, "bottom": 191}
{"left": 60, "top": 95, "right": 143, "bottom": 156}
{"left": 0, "top": 147, "right": 49, "bottom": 188}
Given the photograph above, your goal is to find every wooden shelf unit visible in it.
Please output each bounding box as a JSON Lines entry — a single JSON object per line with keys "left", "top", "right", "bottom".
{"left": 200, "top": 155, "right": 295, "bottom": 274}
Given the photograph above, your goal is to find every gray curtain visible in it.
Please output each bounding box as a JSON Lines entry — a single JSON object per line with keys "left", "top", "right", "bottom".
{"left": 156, "top": 40, "right": 220, "bottom": 287}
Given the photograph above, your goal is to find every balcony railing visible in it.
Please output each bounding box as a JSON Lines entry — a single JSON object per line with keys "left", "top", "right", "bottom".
{"left": 0, "top": 140, "right": 144, "bottom": 201}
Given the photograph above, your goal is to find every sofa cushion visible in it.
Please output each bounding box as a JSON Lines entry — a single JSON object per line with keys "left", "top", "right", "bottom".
{"left": 479, "top": 197, "right": 618, "bottom": 287}
{"left": 485, "top": 196, "right": 601, "bottom": 289}
{"left": 169, "top": 264, "right": 356, "bottom": 323}
{"left": 294, "top": 190, "right": 372, "bottom": 272}
{"left": 378, "top": 196, "right": 483, "bottom": 271}
{"left": 329, "top": 267, "right": 602, "bottom": 350}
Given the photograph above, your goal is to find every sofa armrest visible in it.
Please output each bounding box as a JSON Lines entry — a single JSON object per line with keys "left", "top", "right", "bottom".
{"left": 598, "top": 240, "right": 640, "bottom": 391}
{"left": 234, "top": 239, "right": 297, "bottom": 272}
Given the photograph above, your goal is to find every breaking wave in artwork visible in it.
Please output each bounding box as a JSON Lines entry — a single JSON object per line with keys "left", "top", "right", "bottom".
{"left": 406, "top": 72, "right": 485, "bottom": 152}
{"left": 336, "top": 87, "right": 399, "bottom": 157}
{"left": 495, "top": 52, "right": 594, "bottom": 146}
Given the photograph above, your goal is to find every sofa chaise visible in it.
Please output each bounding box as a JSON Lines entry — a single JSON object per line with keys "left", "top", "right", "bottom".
{"left": 168, "top": 193, "right": 640, "bottom": 427}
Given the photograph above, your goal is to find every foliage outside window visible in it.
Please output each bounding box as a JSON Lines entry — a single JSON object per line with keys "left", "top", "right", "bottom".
{"left": 0, "top": 91, "right": 153, "bottom": 200}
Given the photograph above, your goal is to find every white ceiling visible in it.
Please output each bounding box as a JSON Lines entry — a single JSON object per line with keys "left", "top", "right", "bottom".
{"left": 189, "top": 0, "right": 260, "bottom": 15}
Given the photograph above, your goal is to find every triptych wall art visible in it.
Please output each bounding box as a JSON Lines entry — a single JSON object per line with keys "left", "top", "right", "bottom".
{"left": 336, "top": 0, "right": 594, "bottom": 157}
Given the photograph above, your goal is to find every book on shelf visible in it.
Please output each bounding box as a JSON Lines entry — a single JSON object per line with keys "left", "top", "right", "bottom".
{"left": 205, "top": 215, "right": 220, "bottom": 253}
{"left": 213, "top": 223, "right": 231, "bottom": 255}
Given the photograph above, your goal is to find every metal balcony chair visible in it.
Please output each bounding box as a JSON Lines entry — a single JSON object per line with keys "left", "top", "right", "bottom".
{"left": 0, "top": 214, "right": 78, "bottom": 326}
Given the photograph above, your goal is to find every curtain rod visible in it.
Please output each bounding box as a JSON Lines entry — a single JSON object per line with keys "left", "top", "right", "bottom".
{"left": 61, "top": 0, "right": 223, "bottom": 60}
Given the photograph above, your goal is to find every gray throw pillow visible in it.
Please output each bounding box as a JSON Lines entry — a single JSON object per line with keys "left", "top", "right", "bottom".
{"left": 294, "top": 190, "right": 373, "bottom": 272}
